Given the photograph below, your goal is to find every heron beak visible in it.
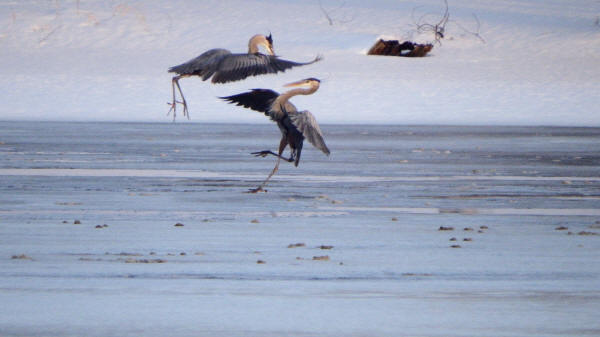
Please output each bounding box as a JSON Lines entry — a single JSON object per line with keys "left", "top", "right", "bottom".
{"left": 283, "top": 79, "right": 308, "bottom": 88}
{"left": 265, "top": 44, "right": 275, "bottom": 56}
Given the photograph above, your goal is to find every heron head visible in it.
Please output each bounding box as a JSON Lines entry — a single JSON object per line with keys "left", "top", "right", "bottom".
{"left": 248, "top": 34, "right": 275, "bottom": 55}
{"left": 266, "top": 33, "right": 273, "bottom": 47}
{"left": 283, "top": 78, "right": 321, "bottom": 88}
{"left": 263, "top": 33, "right": 275, "bottom": 55}
{"left": 284, "top": 77, "right": 321, "bottom": 90}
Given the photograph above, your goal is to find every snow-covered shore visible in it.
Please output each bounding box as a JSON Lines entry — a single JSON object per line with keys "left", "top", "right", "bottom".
{"left": 1, "top": 0, "right": 599, "bottom": 125}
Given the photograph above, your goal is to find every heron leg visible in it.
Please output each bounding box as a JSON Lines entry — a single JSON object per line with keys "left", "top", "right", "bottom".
{"left": 248, "top": 157, "right": 281, "bottom": 193}
{"left": 167, "top": 77, "right": 178, "bottom": 119}
{"left": 248, "top": 138, "right": 288, "bottom": 193}
{"left": 174, "top": 78, "right": 189, "bottom": 119}
{"left": 167, "top": 76, "right": 189, "bottom": 120}
{"left": 251, "top": 150, "right": 294, "bottom": 163}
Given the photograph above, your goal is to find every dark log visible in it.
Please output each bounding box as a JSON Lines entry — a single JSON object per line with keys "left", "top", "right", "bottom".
{"left": 367, "top": 39, "right": 433, "bottom": 57}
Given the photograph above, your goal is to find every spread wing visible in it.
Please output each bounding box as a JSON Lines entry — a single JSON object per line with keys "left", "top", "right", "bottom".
{"left": 211, "top": 54, "right": 322, "bottom": 84}
{"left": 289, "top": 110, "right": 330, "bottom": 155}
{"left": 220, "top": 89, "right": 299, "bottom": 123}
{"left": 220, "top": 89, "right": 280, "bottom": 115}
{"left": 168, "top": 49, "right": 231, "bottom": 81}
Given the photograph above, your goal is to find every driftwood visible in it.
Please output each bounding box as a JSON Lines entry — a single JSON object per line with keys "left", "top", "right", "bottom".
{"left": 367, "top": 39, "right": 433, "bottom": 57}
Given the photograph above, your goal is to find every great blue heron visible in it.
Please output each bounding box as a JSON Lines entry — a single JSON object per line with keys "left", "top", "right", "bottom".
{"left": 168, "top": 34, "right": 322, "bottom": 120}
{"left": 221, "top": 78, "right": 330, "bottom": 193}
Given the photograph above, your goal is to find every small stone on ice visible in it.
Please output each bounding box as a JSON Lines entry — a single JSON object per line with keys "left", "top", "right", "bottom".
{"left": 12, "top": 254, "right": 33, "bottom": 260}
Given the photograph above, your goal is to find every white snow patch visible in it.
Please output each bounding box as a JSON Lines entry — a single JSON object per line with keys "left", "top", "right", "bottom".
{"left": 1, "top": 0, "right": 600, "bottom": 125}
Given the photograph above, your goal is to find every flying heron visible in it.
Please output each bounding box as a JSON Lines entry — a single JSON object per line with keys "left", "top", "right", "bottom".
{"left": 168, "top": 34, "right": 322, "bottom": 120}
{"left": 221, "top": 78, "right": 330, "bottom": 193}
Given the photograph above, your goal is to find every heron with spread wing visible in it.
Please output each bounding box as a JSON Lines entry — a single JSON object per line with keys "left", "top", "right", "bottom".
{"left": 168, "top": 34, "right": 322, "bottom": 120}
{"left": 221, "top": 78, "right": 329, "bottom": 193}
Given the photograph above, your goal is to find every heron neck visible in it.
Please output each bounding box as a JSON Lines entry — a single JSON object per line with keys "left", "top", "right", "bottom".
{"left": 248, "top": 35, "right": 261, "bottom": 54}
{"left": 278, "top": 86, "right": 319, "bottom": 104}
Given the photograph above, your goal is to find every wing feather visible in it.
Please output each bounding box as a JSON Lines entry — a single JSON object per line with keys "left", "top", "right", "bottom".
{"left": 289, "top": 110, "right": 330, "bottom": 155}
{"left": 220, "top": 89, "right": 279, "bottom": 115}
{"left": 168, "top": 49, "right": 231, "bottom": 80}
{"left": 211, "top": 54, "right": 322, "bottom": 84}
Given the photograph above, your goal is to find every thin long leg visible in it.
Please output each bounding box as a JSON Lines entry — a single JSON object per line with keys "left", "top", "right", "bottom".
{"left": 167, "top": 76, "right": 190, "bottom": 120}
{"left": 167, "top": 77, "right": 178, "bottom": 119}
{"left": 248, "top": 137, "right": 288, "bottom": 193}
{"left": 251, "top": 150, "right": 294, "bottom": 162}
{"left": 174, "top": 78, "right": 189, "bottom": 119}
{"left": 247, "top": 157, "right": 281, "bottom": 193}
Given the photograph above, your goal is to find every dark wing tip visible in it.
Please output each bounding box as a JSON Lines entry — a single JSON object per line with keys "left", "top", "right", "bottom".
{"left": 168, "top": 65, "right": 183, "bottom": 74}
{"left": 219, "top": 89, "right": 279, "bottom": 114}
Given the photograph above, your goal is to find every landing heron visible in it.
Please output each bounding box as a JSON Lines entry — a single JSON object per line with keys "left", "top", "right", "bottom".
{"left": 221, "top": 78, "right": 329, "bottom": 193}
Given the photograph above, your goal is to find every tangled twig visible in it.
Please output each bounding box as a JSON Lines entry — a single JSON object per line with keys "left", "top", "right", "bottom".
{"left": 453, "top": 13, "right": 486, "bottom": 43}
{"left": 412, "top": 0, "right": 449, "bottom": 45}
{"left": 318, "top": 0, "right": 354, "bottom": 26}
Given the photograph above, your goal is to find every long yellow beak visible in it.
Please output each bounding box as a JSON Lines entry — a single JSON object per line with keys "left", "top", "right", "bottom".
{"left": 265, "top": 44, "right": 275, "bottom": 56}
{"left": 283, "top": 79, "right": 308, "bottom": 88}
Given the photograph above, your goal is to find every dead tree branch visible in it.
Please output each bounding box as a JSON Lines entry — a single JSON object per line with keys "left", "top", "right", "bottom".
{"left": 452, "top": 13, "right": 486, "bottom": 43}
{"left": 318, "top": 0, "right": 354, "bottom": 26}
{"left": 318, "top": 0, "right": 334, "bottom": 25}
{"left": 38, "top": 24, "right": 62, "bottom": 44}
{"left": 411, "top": 0, "right": 449, "bottom": 45}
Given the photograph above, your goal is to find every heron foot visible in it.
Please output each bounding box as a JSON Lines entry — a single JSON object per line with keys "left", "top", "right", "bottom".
{"left": 251, "top": 150, "right": 294, "bottom": 162}
{"left": 166, "top": 100, "right": 189, "bottom": 120}
{"left": 252, "top": 150, "right": 271, "bottom": 158}
{"left": 246, "top": 186, "right": 267, "bottom": 193}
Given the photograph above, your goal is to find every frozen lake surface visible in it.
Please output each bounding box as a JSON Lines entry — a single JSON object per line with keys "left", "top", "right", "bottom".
{"left": 1, "top": 121, "right": 599, "bottom": 337}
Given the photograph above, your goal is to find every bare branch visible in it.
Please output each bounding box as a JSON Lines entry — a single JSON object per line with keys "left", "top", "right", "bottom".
{"left": 411, "top": 0, "right": 449, "bottom": 45}
{"left": 38, "top": 0, "right": 63, "bottom": 45}
{"left": 318, "top": 0, "right": 354, "bottom": 26}
{"left": 38, "top": 24, "right": 62, "bottom": 44}
{"left": 408, "top": 0, "right": 486, "bottom": 45}
{"left": 318, "top": 0, "right": 334, "bottom": 25}
{"left": 452, "top": 13, "right": 486, "bottom": 43}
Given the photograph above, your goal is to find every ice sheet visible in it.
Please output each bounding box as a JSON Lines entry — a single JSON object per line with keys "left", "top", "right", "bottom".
{"left": 1, "top": 122, "right": 599, "bottom": 336}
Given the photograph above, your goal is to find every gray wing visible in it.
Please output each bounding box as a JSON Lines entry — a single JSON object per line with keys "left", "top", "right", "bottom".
{"left": 220, "top": 89, "right": 297, "bottom": 122}
{"left": 289, "top": 110, "right": 330, "bottom": 155}
{"left": 168, "top": 48, "right": 231, "bottom": 81}
{"left": 211, "top": 54, "right": 322, "bottom": 84}
{"left": 220, "top": 89, "right": 279, "bottom": 115}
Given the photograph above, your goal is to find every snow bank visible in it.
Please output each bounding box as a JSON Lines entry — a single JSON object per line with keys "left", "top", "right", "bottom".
{"left": 1, "top": 0, "right": 599, "bottom": 125}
